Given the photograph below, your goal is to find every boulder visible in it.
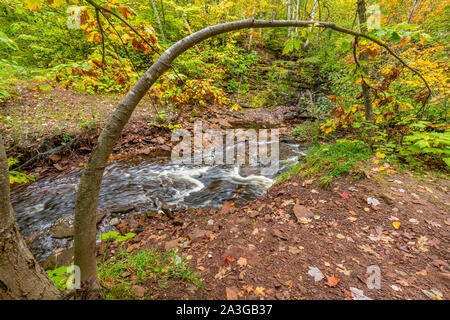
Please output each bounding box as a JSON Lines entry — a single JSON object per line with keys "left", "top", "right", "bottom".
{"left": 50, "top": 210, "right": 107, "bottom": 239}
{"left": 50, "top": 218, "right": 73, "bottom": 239}
{"left": 110, "top": 205, "right": 135, "bottom": 215}
{"left": 43, "top": 247, "right": 74, "bottom": 270}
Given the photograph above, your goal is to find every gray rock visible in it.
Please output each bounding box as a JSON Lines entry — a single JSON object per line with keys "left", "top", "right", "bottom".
{"left": 43, "top": 247, "right": 74, "bottom": 270}
{"left": 110, "top": 217, "right": 120, "bottom": 226}
{"left": 50, "top": 218, "right": 74, "bottom": 239}
{"left": 110, "top": 205, "right": 135, "bottom": 215}
{"left": 50, "top": 210, "right": 107, "bottom": 239}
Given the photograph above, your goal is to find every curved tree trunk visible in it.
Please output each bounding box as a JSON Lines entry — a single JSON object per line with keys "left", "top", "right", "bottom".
{"left": 74, "top": 18, "right": 431, "bottom": 296}
{"left": 0, "top": 135, "right": 61, "bottom": 300}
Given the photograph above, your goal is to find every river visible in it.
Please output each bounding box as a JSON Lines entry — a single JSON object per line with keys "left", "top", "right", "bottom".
{"left": 11, "top": 141, "right": 306, "bottom": 262}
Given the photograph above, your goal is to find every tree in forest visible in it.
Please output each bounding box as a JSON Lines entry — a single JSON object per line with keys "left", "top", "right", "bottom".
{"left": 71, "top": 16, "right": 430, "bottom": 297}
{"left": 0, "top": 135, "right": 61, "bottom": 299}
{"left": 356, "top": 0, "right": 373, "bottom": 124}
{"left": 2, "top": 0, "right": 432, "bottom": 299}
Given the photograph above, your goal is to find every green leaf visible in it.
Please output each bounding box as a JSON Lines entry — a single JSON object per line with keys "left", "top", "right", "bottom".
{"left": 99, "top": 231, "right": 120, "bottom": 241}
{"left": 389, "top": 31, "right": 401, "bottom": 43}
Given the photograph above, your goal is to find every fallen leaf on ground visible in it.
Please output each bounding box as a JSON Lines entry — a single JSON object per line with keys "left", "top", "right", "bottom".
{"left": 308, "top": 266, "right": 324, "bottom": 282}
{"left": 392, "top": 221, "right": 401, "bottom": 229}
{"left": 326, "top": 275, "right": 340, "bottom": 287}
{"left": 237, "top": 257, "right": 247, "bottom": 267}
{"left": 367, "top": 197, "right": 381, "bottom": 206}
{"left": 254, "top": 286, "right": 266, "bottom": 296}
{"left": 416, "top": 269, "right": 427, "bottom": 276}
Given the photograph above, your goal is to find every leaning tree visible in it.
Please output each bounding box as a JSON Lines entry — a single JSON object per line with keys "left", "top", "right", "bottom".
{"left": 71, "top": 18, "right": 430, "bottom": 298}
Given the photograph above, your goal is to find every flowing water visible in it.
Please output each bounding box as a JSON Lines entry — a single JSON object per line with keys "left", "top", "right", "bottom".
{"left": 11, "top": 141, "right": 306, "bottom": 262}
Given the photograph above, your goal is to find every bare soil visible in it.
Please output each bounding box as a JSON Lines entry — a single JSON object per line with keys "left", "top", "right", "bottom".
{"left": 106, "top": 165, "right": 449, "bottom": 300}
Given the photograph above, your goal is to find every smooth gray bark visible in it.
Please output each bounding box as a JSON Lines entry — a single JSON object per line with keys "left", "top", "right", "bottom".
{"left": 151, "top": 0, "right": 166, "bottom": 41}
{"left": 74, "top": 18, "right": 431, "bottom": 295}
{"left": 304, "top": 0, "right": 318, "bottom": 48}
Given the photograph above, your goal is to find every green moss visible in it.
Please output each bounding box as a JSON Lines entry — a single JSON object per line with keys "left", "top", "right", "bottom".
{"left": 277, "top": 139, "right": 372, "bottom": 187}
{"left": 98, "top": 248, "right": 203, "bottom": 300}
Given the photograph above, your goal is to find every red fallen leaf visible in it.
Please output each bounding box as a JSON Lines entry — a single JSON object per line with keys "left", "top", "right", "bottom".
{"left": 339, "top": 193, "right": 349, "bottom": 199}
{"left": 224, "top": 256, "right": 234, "bottom": 266}
{"left": 326, "top": 275, "right": 340, "bottom": 287}
{"left": 273, "top": 187, "right": 279, "bottom": 191}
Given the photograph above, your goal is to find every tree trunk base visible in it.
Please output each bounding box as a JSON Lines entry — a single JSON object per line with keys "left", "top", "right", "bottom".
{"left": 0, "top": 223, "right": 62, "bottom": 299}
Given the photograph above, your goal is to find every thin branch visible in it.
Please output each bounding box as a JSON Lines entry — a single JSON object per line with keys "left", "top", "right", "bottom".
{"left": 12, "top": 139, "right": 77, "bottom": 171}
{"left": 352, "top": 36, "right": 387, "bottom": 100}
{"left": 85, "top": 0, "right": 160, "bottom": 56}
{"left": 95, "top": 9, "right": 105, "bottom": 74}
{"left": 101, "top": 12, "right": 140, "bottom": 75}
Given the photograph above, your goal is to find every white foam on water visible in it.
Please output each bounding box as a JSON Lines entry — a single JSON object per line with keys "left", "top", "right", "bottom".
{"left": 226, "top": 166, "right": 274, "bottom": 190}
{"left": 157, "top": 166, "right": 209, "bottom": 202}
{"left": 24, "top": 203, "right": 45, "bottom": 216}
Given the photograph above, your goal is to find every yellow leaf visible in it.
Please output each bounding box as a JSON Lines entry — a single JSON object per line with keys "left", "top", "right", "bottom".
{"left": 375, "top": 152, "right": 386, "bottom": 159}
{"left": 378, "top": 166, "right": 385, "bottom": 171}
{"left": 254, "top": 286, "right": 265, "bottom": 296}
{"left": 25, "top": 0, "right": 41, "bottom": 10}
{"left": 392, "top": 221, "right": 401, "bottom": 229}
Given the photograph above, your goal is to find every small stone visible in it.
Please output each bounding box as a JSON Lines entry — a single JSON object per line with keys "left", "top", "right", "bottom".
{"left": 110, "top": 217, "right": 120, "bottom": 226}
{"left": 207, "top": 219, "right": 214, "bottom": 225}
{"left": 110, "top": 205, "right": 135, "bottom": 215}
{"left": 293, "top": 205, "right": 314, "bottom": 222}
{"left": 132, "top": 285, "right": 146, "bottom": 298}
{"left": 188, "top": 228, "right": 207, "bottom": 241}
